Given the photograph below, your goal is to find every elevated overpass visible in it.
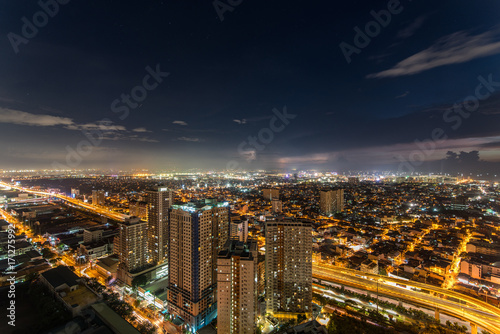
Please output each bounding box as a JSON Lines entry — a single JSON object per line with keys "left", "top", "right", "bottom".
{"left": 313, "top": 263, "right": 500, "bottom": 334}
{"left": 1, "top": 181, "right": 128, "bottom": 222}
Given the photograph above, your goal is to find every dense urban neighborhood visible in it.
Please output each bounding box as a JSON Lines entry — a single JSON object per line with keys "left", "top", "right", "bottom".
{"left": 0, "top": 170, "right": 498, "bottom": 334}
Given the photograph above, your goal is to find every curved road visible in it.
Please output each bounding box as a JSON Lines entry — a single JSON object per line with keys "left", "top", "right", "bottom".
{"left": 0, "top": 181, "right": 128, "bottom": 222}
{"left": 313, "top": 264, "right": 500, "bottom": 334}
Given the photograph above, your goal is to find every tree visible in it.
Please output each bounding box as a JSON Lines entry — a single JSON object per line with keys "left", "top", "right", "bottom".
{"left": 135, "top": 321, "right": 156, "bottom": 334}
{"left": 297, "top": 314, "right": 307, "bottom": 324}
{"left": 334, "top": 212, "right": 344, "bottom": 220}
{"left": 107, "top": 297, "right": 133, "bottom": 318}
{"left": 42, "top": 248, "right": 56, "bottom": 259}
{"left": 132, "top": 274, "right": 148, "bottom": 288}
{"left": 326, "top": 318, "right": 336, "bottom": 333}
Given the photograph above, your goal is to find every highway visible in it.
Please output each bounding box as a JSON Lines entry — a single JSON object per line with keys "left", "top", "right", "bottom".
{"left": 0, "top": 181, "right": 128, "bottom": 222}
{"left": 313, "top": 263, "right": 500, "bottom": 334}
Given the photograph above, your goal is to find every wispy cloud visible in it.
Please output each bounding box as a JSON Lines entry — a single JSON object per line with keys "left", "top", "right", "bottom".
{"left": 368, "top": 28, "right": 500, "bottom": 78}
{"left": 395, "top": 91, "right": 410, "bottom": 99}
{"left": 173, "top": 120, "right": 188, "bottom": 126}
{"left": 132, "top": 127, "right": 151, "bottom": 133}
{"left": 0, "top": 108, "right": 73, "bottom": 126}
{"left": 0, "top": 107, "right": 159, "bottom": 144}
{"left": 99, "top": 133, "right": 158, "bottom": 142}
{"left": 241, "top": 149, "right": 256, "bottom": 162}
{"left": 65, "top": 122, "right": 126, "bottom": 132}
{"left": 0, "top": 108, "right": 130, "bottom": 134}
{"left": 278, "top": 153, "right": 333, "bottom": 165}
{"left": 129, "top": 135, "right": 158, "bottom": 142}
{"left": 233, "top": 119, "right": 247, "bottom": 124}
{"left": 176, "top": 136, "right": 200, "bottom": 142}
{"left": 397, "top": 15, "right": 428, "bottom": 39}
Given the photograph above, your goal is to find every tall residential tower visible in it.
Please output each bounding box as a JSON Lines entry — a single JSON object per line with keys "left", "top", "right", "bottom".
{"left": 116, "top": 217, "right": 148, "bottom": 273}
{"left": 217, "top": 239, "right": 258, "bottom": 334}
{"left": 92, "top": 190, "right": 105, "bottom": 206}
{"left": 319, "top": 189, "right": 344, "bottom": 215}
{"left": 147, "top": 186, "right": 173, "bottom": 265}
{"left": 262, "top": 188, "right": 279, "bottom": 201}
{"left": 167, "top": 199, "right": 230, "bottom": 332}
{"left": 265, "top": 218, "right": 312, "bottom": 317}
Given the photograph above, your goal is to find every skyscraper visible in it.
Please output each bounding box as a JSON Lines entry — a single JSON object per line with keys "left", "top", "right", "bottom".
{"left": 230, "top": 219, "right": 249, "bottom": 243}
{"left": 116, "top": 217, "right": 148, "bottom": 272}
{"left": 262, "top": 188, "right": 279, "bottom": 201}
{"left": 71, "top": 188, "right": 80, "bottom": 198}
{"left": 129, "top": 200, "right": 148, "bottom": 219}
{"left": 146, "top": 186, "right": 173, "bottom": 265}
{"left": 271, "top": 198, "right": 282, "bottom": 213}
{"left": 319, "top": 189, "right": 344, "bottom": 215}
{"left": 167, "top": 200, "right": 230, "bottom": 332}
{"left": 92, "top": 190, "right": 105, "bottom": 206}
{"left": 265, "top": 218, "right": 312, "bottom": 317}
{"left": 217, "top": 239, "right": 258, "bottom": 334}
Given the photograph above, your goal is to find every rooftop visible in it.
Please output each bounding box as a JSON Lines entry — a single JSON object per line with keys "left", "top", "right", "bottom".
{"left": 218, "top": 239, "right": 257, "bottom": 260}
{"left": 62, "top": 284, "right": 99, "bottom": 309}
{"left": 91, "top": 303, "right": 140, "bottom": 334}
{"left": 171, "top": 199, "right": 229, "bottom": 213}
{"left": 282, "top": 320, "right": 328, "bottom": 334}
{"left": 41, "top": 266, "right": 80, "bottom": 289}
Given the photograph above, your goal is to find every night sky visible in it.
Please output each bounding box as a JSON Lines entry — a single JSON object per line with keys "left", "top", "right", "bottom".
{"left": 1, "top": 0, "right": 500, "bottom": 174}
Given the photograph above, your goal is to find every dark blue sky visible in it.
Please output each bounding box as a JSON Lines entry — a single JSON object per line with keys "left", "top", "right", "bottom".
{"left": 1, "top": 0, "right": 500, "bottom": 173}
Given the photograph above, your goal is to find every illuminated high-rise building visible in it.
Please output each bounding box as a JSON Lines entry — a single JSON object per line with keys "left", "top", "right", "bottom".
{"left": 116, "top": 217, "right": 148, "bottom": 272}
{"left": 265, "top": 218, "right": 312, "bottom": 316}
{"left": 92, "top": 190, "right": 105, "bottom": 206}
{"left": 319, "top": 189, "right": 344, "bottom": 215}
{"left": 217, "top": 239, "right": 258, "bottom": 334}
{"left": 271, "top": 198, "right": 282, "bottom": 213}
{"left": 230, "top": 219, "right": 248, "bottom": 243}
{"left": 70, "top": 188, "right": 80, "bottom": 198}
{"left": 147, "top": 186, "right": 173, "bottom": 265}
{"left": 129, "top": 200, "right": 147, "bottom": 219}
{"left": 262, "top": 188, "right": 279, "bottom": 201}
{"left": 167, "top": 200, "right": 230, "bottom": 332}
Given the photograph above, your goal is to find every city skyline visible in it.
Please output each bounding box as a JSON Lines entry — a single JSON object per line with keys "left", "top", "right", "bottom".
{"left": 0, "top": 172, "right": 499, "bottom": 333}
{"left": 0, "top": 1, "right": 500, "bottom": 173}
